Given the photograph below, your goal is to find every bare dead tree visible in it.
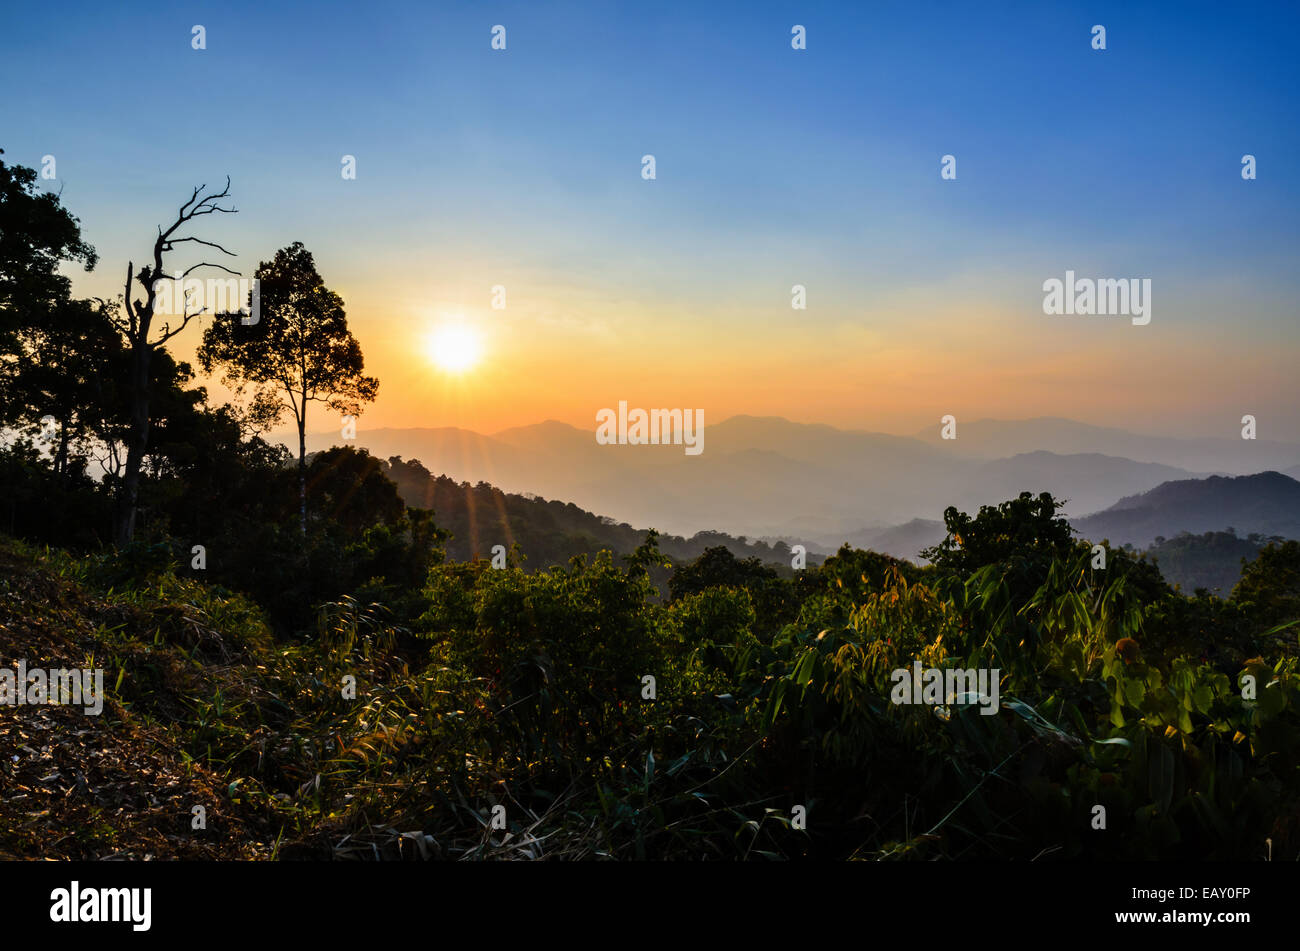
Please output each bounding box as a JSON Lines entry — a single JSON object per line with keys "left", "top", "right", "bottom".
{"left": 110, "top": 178, "right": 238, "bottom": 546}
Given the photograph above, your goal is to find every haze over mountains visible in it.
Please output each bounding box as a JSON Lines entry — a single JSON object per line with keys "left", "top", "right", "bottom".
{"left": 301, "top": 415, "right": 1300, "bottom": 554}
{"left": 910, "top": 417, "right": 1300, "bottom": 472}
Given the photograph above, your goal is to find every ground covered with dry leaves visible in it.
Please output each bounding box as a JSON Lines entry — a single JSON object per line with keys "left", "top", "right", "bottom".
{"left": 0, "top": 539, "right": 530, "bottom": 862}
{"left": 0, "top": 542, "right": 277, "bottom": 859}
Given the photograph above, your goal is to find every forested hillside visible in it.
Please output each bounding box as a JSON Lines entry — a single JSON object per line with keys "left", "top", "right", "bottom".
{"left": 378, "top": 455, "right": 802, "bottom": 569}
{"left": 1073, "top": 472, "right": 1300, "bottom": 548}
{"left": 1145, "top": 531, "right": 1280, "bottom": 596}
{"left": 3, "top": 493, "right": 1300, "bottom": 860}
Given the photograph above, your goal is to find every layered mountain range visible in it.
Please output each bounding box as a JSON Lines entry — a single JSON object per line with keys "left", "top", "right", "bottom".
{"left": 302, "top": 415, "right": 1300, "bottom": 555}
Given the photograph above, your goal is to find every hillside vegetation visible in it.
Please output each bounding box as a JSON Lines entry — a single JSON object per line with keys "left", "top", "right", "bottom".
{"left": 380, "top": 455, "right": 803, "bottom": 570}
{"left": 3, "top": 491, "right": 1299, "bottom": 860}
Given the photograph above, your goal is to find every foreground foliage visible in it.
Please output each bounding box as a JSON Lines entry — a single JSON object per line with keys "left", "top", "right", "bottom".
{"left": 2, "top": 493, "right": 1297, "bottom": 860}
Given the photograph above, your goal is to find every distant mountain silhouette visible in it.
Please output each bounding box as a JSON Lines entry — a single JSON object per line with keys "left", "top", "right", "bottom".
{"left": 309, "top": 440, "right": 1300, "bottom": 584}
{"left": 376, "top": 455, "right": 801, "bottom": 570}
{"left": 968, "top": 451, "right": 1202, "bottom": 520}
{"left": 912, "top": 416, "right": 1300, "bottom": 472}
{"left": 298, "top": 416, "right": 1300, "bottom": 546}
{"left": 1072, "top": 472, "right": 1300, "bottom": 548}
{"left": 845, "top": 518, "right": 945, "bottom": 562}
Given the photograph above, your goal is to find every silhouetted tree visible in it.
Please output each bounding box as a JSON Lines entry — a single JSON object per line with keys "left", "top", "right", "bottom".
{"left": 110, "top": 178, "right": 240, "bottom": 545}
{"left": 0, "top": 149, "right": 97, "bottom": 333}
{"left": 306, "top": 446, "right": 403, "bottom": 534}
{"left": 0, "top": 149, "right": 99, "bottom": 437}
{"left": 199, "top": 242, "right": 378, "bottom": 535}
{"left": 922, "top": 491, "right": 1076, "bottom": 577}
{"left": 6, "top": 296, "right": 123, "bottom": 478}
{"left": 669, "top": 545, "right": 776, "bottom": 600}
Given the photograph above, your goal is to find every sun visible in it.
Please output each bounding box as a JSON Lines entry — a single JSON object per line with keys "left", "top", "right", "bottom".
{"left": 427, "top": 321, "right": 483, "bottom": 373}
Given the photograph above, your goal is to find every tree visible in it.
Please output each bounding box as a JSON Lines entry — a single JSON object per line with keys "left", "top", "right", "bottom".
{"left": 0, "top": 149, "right": 99, "bottom": 432}
{"left": 110, "top": 178, "right": 240, "bottom": 545}
{"left": 668, "top": 545, "right": 776, "bottom": 600}
{"left": 198, "top": 242, "right": 378, "bottom": 535}
{"left": 1232, "top": 540, "right": 1300, "bottom": 630}
{"left": 921, "top": 491, "right": 1076, "bottom": 577}
{"left": 306, "top": 446, "right": 404, "bottom": 534}
{"left": 5, "top": 296, "right": 123, "bottom": 478}
{"left": 0, "top": 149, "right": 97, "bottom": 331}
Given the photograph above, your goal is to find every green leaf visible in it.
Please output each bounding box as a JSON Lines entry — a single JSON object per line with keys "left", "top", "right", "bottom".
{"left": 1109, "top": 701, "right": 1126, "bottom": 728}
{"left": 793, "top": 650, "right": 818, "bottom": 687}
{"left": 1124, "top": 678, "right": 1146, "bottom": 707}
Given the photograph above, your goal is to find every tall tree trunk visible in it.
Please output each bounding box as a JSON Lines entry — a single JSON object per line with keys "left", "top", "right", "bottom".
{"left": 115, "top": 345, "right": 151, "bottom": 547}
{"left": 54, "top": 422, "right": 69, "bottom": 481}
{"left": 110, "top": 178, "right": 238, "bottom": 548}
{"left": 297, "top": 412, "right": 307, "bottom": 537}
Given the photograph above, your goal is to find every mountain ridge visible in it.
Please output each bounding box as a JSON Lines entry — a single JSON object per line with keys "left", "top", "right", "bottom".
{"left": 293, "top": 416, "right": 1300, "bottom": 544}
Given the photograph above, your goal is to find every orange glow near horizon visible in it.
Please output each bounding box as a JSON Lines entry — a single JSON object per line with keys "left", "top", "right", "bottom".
{"left": 149, "top": 262, "right": 1300, "bottom": 443}
{"left": 188, "top": 290, "right": 1300, "bottom": 444}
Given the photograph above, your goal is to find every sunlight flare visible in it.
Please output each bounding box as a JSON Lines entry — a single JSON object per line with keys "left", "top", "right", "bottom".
{"left": 427, "top": 320, "right": 483, "bottom": 373}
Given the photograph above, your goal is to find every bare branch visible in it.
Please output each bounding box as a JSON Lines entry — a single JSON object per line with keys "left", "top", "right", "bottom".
{"left": 162, "top": 236, "right": 239, "bottom": 257}
{"left": 159, "top": 178, "right": 235, "bottom": 244}
{"left": 189, "top": 201, "right": 238, "bottom": 217}
{"left": 186, "top": 177, "right": 235, "bottom": 218}
{"left": 178, "top": 185, "right": 202, "bottom": 218}
{"left": 180, "top": 261, "right": 241, "bottom": 280}
{"left": 153, "top": 307, "right": 207, "bottom": 346}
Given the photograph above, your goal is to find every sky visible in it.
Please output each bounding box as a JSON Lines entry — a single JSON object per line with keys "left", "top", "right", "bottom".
{"left": 2, "top": 0, "right": 1298, "bottom": 440}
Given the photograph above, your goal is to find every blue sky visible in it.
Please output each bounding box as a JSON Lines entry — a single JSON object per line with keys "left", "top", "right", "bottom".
{"left": 2, "top": 0, "right": 1297, "bottom": 436}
